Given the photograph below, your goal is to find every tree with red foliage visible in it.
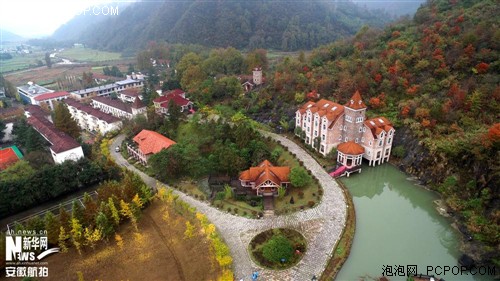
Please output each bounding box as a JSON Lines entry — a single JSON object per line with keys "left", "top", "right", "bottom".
{"left": 464, "top": 44, "right": 475, "bottom": 58}
{"left": 475, "top": 62, "right": 489, "bottom": 74}
{"left": 400, "top": 106, "right": 410, "bottom": 118}
{"left": 487, "top": 123, "right": 500, "bottom": 143}
{"left": 374, "top": 73, "right": 382, "bottom": 83}
{"left": 407, "top": 85, "right": 419, "bottom": 95}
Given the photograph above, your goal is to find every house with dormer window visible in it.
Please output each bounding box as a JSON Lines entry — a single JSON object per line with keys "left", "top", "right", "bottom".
{"left": 295, "top": 91, "right": 395, "bottom": 167}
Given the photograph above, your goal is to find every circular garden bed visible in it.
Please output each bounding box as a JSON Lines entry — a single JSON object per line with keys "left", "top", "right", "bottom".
{"left": 249, "top": 228, "right": 307, "bottom": 270}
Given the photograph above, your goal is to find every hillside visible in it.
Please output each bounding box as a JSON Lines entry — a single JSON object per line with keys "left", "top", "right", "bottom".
{"left": 256, "top": 0, "right": 498, "bottom": 261}
{"left": 70, "top": 0, "right": 391, "bottom": 52}
{"left": 0, "top": 29, "right": 24, "bottom": 42}
{"left": 51, "top": 1, "right": 132, "bottom": 42}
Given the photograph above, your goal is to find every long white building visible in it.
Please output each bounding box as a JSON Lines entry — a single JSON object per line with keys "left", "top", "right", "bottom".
{"left": 295, "top": 91, "right": 395, "bottom": 166}
{"left": 65, "top": 99, "right": 122, "bottom": 135}
{"left": 92, "top": 96, "right": 146, "bottom": 120}
{"left": 71, "top": 73, "right": 145, "bottom": 101}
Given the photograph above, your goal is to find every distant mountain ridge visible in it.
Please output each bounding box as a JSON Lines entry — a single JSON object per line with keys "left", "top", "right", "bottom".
{"left": 52, "top": 1, "right": 132, "bottom": 42}
{"left": 0, "top": 29, "right": 24, "bottom": 42}
{"left": 352, "top": 0, "right": 426, "bottom": 17}
{"left": 57, "top": 0, "right": 393, "bottom": 52}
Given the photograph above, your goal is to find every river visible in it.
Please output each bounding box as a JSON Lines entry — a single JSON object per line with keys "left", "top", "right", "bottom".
{"left": 336, "top": 164, "right": 491, "bottom": 281}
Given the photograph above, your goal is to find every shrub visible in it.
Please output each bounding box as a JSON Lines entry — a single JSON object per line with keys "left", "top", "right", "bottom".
{"left": 261, "top": 235, "right": 294, "bottom": 263}
{"left": 227, "top": 207, "right": 232, "bottom": 213}
{"left": 234, "top": 208, "right": 239, "bottom": 214}
{"left": 290, "top": 167, "right": 312, "bottom": 188}
{"left": 307, "top": 201, "right": 315, "bottom": 208}
{"left": 298, "top": 191, "right": 305, "bottom": 199}
{"left": 243, "top": 211, "right": 247, "bottom": 216}
{"left": 392, "top": 145, "right": 406, "bottom": 158}
{"left": 318, "top": 189, "right": 323, "bottom": 196}
{"left": 215, "top": 192, "right": 225, "bottom": 200}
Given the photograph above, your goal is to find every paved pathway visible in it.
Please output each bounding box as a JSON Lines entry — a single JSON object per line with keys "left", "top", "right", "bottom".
{"left": 110, "top": 133, "right": 347, "bottom": 281}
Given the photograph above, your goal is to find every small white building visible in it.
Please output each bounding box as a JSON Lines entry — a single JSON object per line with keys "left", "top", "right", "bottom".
{"left": 17, "top": 82, "right": 54, "bottom": 105}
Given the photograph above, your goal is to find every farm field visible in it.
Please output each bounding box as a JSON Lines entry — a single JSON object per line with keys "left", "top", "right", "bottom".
{"left": 37, "top": 199, "right": 223, "bottom": 281}
{"left": 0, "top": 53, "right": 45, "bottom": 73}
{"left": 58, "top": 47, "right": 124, "bottom": 62}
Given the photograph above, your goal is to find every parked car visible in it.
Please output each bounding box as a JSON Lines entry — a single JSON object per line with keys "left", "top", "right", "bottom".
{"left": 115, "top": 146, "right": 120, "bottom": 152}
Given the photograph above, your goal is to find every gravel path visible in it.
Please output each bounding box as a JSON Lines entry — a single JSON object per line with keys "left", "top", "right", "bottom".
{"left": 110, "top": 133, "right": 347, "bottom": 281}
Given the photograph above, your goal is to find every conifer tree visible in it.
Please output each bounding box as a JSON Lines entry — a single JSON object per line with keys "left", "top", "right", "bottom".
{"left": 54, "top": 103, "right": 80, "bottom": 139}
{"left": 108, "top": 197, "right": 120, "bottom": 226}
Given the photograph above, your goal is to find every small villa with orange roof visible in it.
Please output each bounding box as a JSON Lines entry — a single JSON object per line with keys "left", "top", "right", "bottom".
{"left": 238, "top": 160, "right": 290, "bottom": 197}
{"left": 127, "top": 129, "right": 176, "bottom": 165}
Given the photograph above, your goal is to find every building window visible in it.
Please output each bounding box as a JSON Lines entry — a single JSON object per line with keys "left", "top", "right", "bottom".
{"left": 355, "top": 138, "right": 358, "bottom": 143}
{"left": 344, "top": 125, "right": 347, "bottom": 131}
{"left": 320, "top": 145, "right": 325, "bottom": 153}
{"left": 388, "top": 138, "right": 392, "bottom": 144}
{"left": 363, "top": 127, "right": 366, "bottom": 132}
{"left": 361, "top": 137, "right": 365, "bottom": 143}
{"left": 307, "top": 117, "right": 310, "bottom": 122}
{"left": 323, "top": 124, "right": 326, "bottom": 130}
{"left": 314, "top": 130, "right": 318, "bottom": 136}
{"left": 356, "top": 117, "right": 363, "bottom": 123}
{"left": 377, "top": 151, "right": 381, "bottom": 158}
{"left": 359, "top": 127, "right": 362, "bottom": 132}
{"left": 390, "top": 130, "right": 393, "bottom": 135}
{"left": 322, "top": 134, "right": 325, "bottom": 141}
{"left": 338, "top": 135, "right": 342, "bottom": 141}
{"left": 379, "top": 140, "right": 383, "bottom": 147}
{"left": 346, "top": 115, "right": 352, "bottom": 122}
{"left": 385, "top": 149, "right": 390, "bottom": 156}
{"left": 369, "top": 141, "right": 372, "bottom": 146}
{"left": 345, "top": 137, "right": 348, "bottom": 142}
{"left": 314, "top": 121, "right": 318, "bottom": 126}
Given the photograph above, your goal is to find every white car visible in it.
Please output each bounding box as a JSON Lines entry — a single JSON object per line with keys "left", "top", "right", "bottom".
{"left": 115, "top": 146, "right": 120, "bottom": 152}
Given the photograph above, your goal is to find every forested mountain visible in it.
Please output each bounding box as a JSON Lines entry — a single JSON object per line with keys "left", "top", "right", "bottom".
{"left": 258, "top": 0, "right": 498, "bottom": 256}
{"left": 66, "top": 0, "right": 391, "bottom": 52}
{"left": 51, "top": 1, "right": 132, "bottom": 42}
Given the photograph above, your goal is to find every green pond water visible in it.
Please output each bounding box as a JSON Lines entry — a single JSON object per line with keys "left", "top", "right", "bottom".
{"left": 336, "top": 164, "right": 490, "bottom": 281}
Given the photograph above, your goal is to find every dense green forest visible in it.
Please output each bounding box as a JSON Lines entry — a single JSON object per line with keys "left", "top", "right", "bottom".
{"left": 66, "top": 0, "right": 391, "bottom": 52}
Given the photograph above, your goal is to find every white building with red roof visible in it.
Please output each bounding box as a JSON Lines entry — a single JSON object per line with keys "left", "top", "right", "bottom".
{"left": 296, "top": 91, "right": 395, "bottom": 166}
{"left": 33, "top": 91, "right": 70, "bottom": 110}
{"left": 127, "top": 129, "right": 176, "bottom": 165}
{"left": 65, "top": 99, "right": 122, "bottom": 135}
{"left": 153, "top": 89, "right": 193, "bottom": 115}
{"left": 24, "top": 105, "right": 84, "bottom": 164}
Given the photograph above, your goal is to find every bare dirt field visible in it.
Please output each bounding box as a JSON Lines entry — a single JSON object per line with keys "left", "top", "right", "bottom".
{"left": 38, "top": 200, "right": 221, "bottom": 281}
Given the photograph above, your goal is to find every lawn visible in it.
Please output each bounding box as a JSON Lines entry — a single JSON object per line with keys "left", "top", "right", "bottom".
{"left": 43, "top": 199, "right": 224, "bottom": 281}
{"left": 58, "top": 47, "right": 123, "bottom": 62}
{"left": 0, "top": 53, "right": 45, "bottom": 73}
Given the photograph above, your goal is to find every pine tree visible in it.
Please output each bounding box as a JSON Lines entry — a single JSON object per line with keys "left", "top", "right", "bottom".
{"left": 71, "top": 200, "right": 84, "bottom": 222}
{"left": 44, "top": 211, "right": 60, "bottom": 245}
{"left": 95, "top": 211, "right": 114, "bottom": 238}
{"left": 83, "top": 227, "right": 102, "bottom": 249}
{"left": 54, "top": 103, "right": 80, "bottom": 139}
{"left": 70, "top": 218, "right": 83, "bottom": 254}
{"left": 82, "top": 193, "right": 98, "bottom": 226}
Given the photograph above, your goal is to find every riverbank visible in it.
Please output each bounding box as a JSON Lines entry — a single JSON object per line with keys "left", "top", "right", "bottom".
{"left": 390, "top": 157, "right": 499, "bottom": 271}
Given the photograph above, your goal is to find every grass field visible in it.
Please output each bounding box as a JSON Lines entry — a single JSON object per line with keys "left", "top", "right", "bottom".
{"left": 0, "top": 53, "right": 45, "bottom": 73}
{"left": 41, "top": 199, "right": 223, "bottom": 281}
{"left": 58, "top": 47, "right": 123, "bottom": 62}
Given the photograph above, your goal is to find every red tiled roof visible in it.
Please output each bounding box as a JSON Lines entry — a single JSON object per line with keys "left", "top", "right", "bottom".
{"left": 154, "top": 90, "right": 191, "bottom": 108}
{"left": 131, "top": 97, "right": 145, "bottom": 109}
{"left": 345, "top": 90, "right": 367, "bottom": 110}
{"left": 27, "top": 113, "right": 81, "bottom": 153}
{"left": 65, "top": 99, "right": 121, "bottom": 124}
{"left": 364, "top": 117, "right": 394, "bottom": 139}
{"left": 133, "top": 129, "right": 176, "bottom": 155}
{"left": 239, "top": 160, "right": 290, "bottom": 187}
{"left": 0, "top": 147, "right": 20, "bottom": 170}
{"left": 338, "top": 141, "right": 365, "bottom": 155}
{"left": 33, "top": 91, "right": 69, "bottom": 101}
{"left": 297, "top": 99, "right": 344, "bottom": 122}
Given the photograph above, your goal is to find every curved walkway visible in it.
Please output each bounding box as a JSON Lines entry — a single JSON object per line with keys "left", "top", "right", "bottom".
{"left": 110, "top": 133, "right": 347, "bottom": 281}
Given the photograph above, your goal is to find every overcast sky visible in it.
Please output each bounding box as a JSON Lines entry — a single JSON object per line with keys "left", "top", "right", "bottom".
{"left": 0, "top": 0, "right": 119, "bottom": 38}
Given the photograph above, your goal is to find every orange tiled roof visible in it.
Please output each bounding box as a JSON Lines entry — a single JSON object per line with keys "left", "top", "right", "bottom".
{"left": 239, "top": 160, "right": 290, "bottom": 187}
{"left": 364, "top": 117, "right": 394, "bottom": 138}
{"left": 338, "top": 141, "right": 365, "bottom": 155}
{"left": 133, "top": 129, "right": 176, "bottom": 155}
{"left": 345, "top": 90, "right": 367, "bottom": 110}
{"left": 298, "top": 99, "right": 344, "bottom": 122}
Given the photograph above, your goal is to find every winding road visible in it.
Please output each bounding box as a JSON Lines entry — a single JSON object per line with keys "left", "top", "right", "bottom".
{"left": 110, "top": 132, "right": 347, "bottom": 281}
